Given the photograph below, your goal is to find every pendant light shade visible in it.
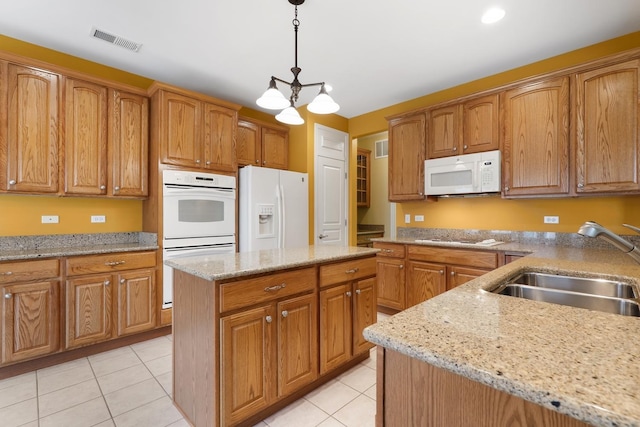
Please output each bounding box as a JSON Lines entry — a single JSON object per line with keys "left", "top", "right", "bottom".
{"left": 256, "top": 79, "right": 291, "bottom": 110}
{"left": 256, "top": 0, "right": 339, "bottom": 125}
{"left": 307, "top": 84, "right": 340, "bottom": 114}
{"left": 276, "top": 105, "right": 305, "bottom": 125}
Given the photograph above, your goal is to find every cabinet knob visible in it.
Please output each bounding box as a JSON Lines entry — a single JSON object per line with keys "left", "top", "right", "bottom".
{"left": 195, "top": 159, "right": 201, "bottom": 164}
{"left": 451, "top": 271, "right": 455, "bottom": 276}
{"left": 205, "top": 161, "right": 211, "bottom": 165}
{"left": 255, "top": 159, "right": 259, "bottom": 164}
{"left": 577, "top": 183, "right": 584, "bottom": 188}
{"left": 355, "top": 289, "right": 361, "bottom": 295}
{"left": 452, "top": 147, "right": 457, "bottom": 151}
{"left": 281, "top": 310, "right": 288, "bottom": 318}
{"left": 399, "top": 264, "right": 404, "bottom": 269}
{"left": 114, "top": 186, "right": 120, "bottom": 192}
{"left": 439, "top": 270, "right": 444, "bottom": 274}
{"left": 99, "top": 185, "right": 105, "bottom": 190}
{"left": 4, "top": 293, "right": 12, "bottom": 299}
{"left": 346, "top": 291, "right": 352, "bottom": 297}
{"left": 463, "top": 145, "right": 468, "bottom": 150}
{"left": 504, "top": 186, "right": 510, "bottom": 191}
{"left": 8, "top": 179, "right": 16, "bottom": 185}
{"left": 265, "top": 315, "right": 273, "bottom": 323}
{"left": 120, "top": 278, "right": 125, "bottom": 284}
{"left": 104, "top": 280, "right": 110, "bottom": 286}
{"left": 418, "top": 192, "right": 423, "bottom": 196}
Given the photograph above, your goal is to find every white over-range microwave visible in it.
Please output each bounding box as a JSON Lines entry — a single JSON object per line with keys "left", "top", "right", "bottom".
{"left": 424, "top": 149, "right": 501, "bottom": 196}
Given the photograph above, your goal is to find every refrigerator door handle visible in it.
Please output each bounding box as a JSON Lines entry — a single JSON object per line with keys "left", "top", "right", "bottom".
{"left": 276, "top": 184, "right": 285, "bottom": 248}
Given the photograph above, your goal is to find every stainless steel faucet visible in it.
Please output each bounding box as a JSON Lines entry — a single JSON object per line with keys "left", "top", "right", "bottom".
{"left": 577, "top": 221, "right": 640, "bottom": 264}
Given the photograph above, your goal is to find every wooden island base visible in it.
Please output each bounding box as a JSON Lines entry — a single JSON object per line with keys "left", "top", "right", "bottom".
{"left": 378, "top": 348, "right": 590, "bottom": 427}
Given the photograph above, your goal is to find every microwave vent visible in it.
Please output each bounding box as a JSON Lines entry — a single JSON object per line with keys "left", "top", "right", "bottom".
{"left": 91, "top": 27, "right": 142, "bottom": 52}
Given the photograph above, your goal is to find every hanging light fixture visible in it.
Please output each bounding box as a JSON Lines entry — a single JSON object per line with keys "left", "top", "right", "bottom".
{"left": 256, "top": 0, "right": 339, "bottom": 125}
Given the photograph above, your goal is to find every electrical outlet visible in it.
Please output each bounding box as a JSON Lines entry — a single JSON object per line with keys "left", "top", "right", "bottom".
{"left": 544, "top": 216, "right": 559, "bottom": 224}
{"left": 404, "top": 214, "right": 411, "bottom": 224}
{"left": 415, "top": 215, "right": 425, "bottom": 222}
{"left": 91, "top": 215, "right": 106, "bottom": 223}
{"left": 41, "top": 215, "right": 59, "bottom": 224}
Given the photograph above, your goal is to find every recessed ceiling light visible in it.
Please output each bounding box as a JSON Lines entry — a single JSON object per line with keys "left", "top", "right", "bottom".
{"left": 481, "top": 7, "right": 506, "bottom": 24}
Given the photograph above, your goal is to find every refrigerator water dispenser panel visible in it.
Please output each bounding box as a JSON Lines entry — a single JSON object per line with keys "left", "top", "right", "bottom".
{"left": 257, "top": 204, "right": 275, "bottom": 238}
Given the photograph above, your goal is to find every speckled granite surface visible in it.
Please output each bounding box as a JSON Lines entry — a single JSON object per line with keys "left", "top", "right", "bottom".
{"left": 0, "top": 233, "right": 158, "bottom": 260}
{"left": 364, "top": 247, "right": 640, "bottom": 427}
{"left": 165, "top": 245, "right": 378, "bottom": 281}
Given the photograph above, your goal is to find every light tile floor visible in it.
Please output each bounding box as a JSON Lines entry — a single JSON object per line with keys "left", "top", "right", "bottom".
{"left": 0, "top": 313, "right": 389, "bottom": 427}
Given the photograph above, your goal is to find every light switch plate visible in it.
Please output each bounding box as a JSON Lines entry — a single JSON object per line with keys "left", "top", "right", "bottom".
{"left": 544, "top": 216, "right": 559, "bottom": 224}
{"left": 415, "top": 215, "right": 425, "bottom": 222}
{"left": 404, "top": 214, "right": 411, "bottom": 224}
{"left": 91, "top": 215, "right": 106, "bottom": 223}
{"left": 41, "top": 215, "right": 59, "bottom": 224}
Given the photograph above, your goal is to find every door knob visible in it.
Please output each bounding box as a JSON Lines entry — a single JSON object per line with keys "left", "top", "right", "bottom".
{"left": 318, "top": 234, "right": 328, "bottom": 239}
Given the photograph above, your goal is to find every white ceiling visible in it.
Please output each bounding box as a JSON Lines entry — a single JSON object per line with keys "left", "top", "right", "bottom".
{"left": 1, "top": 0, "right": 640, "bottom": 119}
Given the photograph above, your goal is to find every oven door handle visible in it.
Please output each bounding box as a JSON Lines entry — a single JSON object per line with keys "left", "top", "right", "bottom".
{"left": 163, "top": 185, "right": 235, "bottom": 196}
{"left": 164, "top": 245, "right": 235, "bottom": 256}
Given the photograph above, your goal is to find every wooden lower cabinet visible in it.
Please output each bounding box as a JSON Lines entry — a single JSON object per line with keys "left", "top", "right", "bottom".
{"left": 320, "top": 276, "right": 376, "bottom": 375}
{"left": 378, "top": 348, "right": 589, "bottom": 427}
{"left": 66, "top": 274, "right": 113, "bottom": 348}
{"left": 376, "top": 257, "right": 405, "bottom": 310}
{"left": 1, "top": 280, "right": 60, "bottom": 364}
{"left": 220, "top": 293, "right": 318, "bottom": 426}
{"left": 117, "top": 269, "right": 157, "bottom": 336}
{"left": 406, "top": 261, "right": 447, "bottom": 308}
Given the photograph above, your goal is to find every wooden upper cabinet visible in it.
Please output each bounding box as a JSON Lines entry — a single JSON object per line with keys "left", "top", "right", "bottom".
{"left": 428, "top": 105, "right": 462, "bottom": 158}
{"left": 203, "top": 103, "right": 237, "bottom": 172}
{"left": 64, "top": 78, "right": 108, "bottom": 195}
{"left": 388, "top": 112, "right": 426, "bottom": 201}
{"left": 356, "top": 148, "right": 371, "bottom": 207}
{"left": 575, "top": 59, "right": 640, "bottom": 194}
{"left": 158, "top": 90, "right": 201, "bottom": 168}
{"left": 1, "top": 62, "right": 60, "bottom": 193}
{"left": 427, "top": 94, "right": 499, "bottom": 158}
{"left": 462, "top": 94, "right": 499, "bottom": 154}
{"left": 109, "top": 89, "right": 148, "bottom": 197}
{"left": 154, "top": 86, "right": 238, "bottom": 172}
{"left": 502, "top": 77, "right": 570, "bottom": 197}
{"left": 237, "top": 117, "right": 289, "bottom": 170}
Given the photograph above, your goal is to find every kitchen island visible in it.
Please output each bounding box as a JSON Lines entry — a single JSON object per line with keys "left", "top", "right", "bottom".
{"left": 364, "top": 246, "right": 640, "bottom": 427}
{"left": 166, "top": 246, "right": 378, "bottom": 427}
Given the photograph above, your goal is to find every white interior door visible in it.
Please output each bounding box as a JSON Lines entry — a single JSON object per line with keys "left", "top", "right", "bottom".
{"left": 314, "top": 124, "right": 348, "bottom": 247}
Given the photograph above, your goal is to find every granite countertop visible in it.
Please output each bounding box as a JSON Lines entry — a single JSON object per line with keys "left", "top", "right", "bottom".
{"left": 165, "top": 245, "right": 378, "bottom": 281}
{"left": 0, "top": 233, "right": 158, "bottom": 261}
{"left": 364, "top": 247, "right": 640, "bottom": 427}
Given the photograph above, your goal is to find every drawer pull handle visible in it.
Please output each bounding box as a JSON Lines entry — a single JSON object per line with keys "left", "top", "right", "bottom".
{"left": 382, "top": 249, "right": 394, "bottom": 253}
{"left": 264, "top": 283, "right": 286, "bottom": 292}
{"left": 4, "top": 293, "right": 12, "bottom": 299}
{"left": 0, "top": 271, "right": 13, "bottom": 276}
{"left": 265, "top": 315, "right": 273, "bottom": 323}
{"left": 345, "top": 268, "right": 359, "bottom": 274}
{"left": 104, "top": 261, "right": 126, "bottom": 267}
{"left": 281, "top": 310, "right": 288, "bottom": 318}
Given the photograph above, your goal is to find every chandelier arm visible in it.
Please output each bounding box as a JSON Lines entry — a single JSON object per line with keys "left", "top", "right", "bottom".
{"left": 299, "top": 82, "right": 325, "bottom": 88}
{"left": 272, "top": 76, "right": 294, "bottom": 86}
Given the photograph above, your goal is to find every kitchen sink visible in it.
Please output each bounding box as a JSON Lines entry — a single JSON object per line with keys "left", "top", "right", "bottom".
{"left": 489, "top": 272, "right": 640, "bottom": 317}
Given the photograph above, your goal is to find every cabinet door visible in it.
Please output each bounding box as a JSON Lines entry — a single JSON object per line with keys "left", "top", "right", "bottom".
{"left": 576, "top": 59, "right": 640, "bottom": 193}
{"left": 116, "top": 269, "right": 156, "bottom": 336}
{"left": 66, "top": 274, "right": 113, "bottom": 348}
{"left": 2, "top": 280, "right": 59, "bottom": 363}
{"left": 1, "top": 62, "right": 59, "bottom": 193}
{"left": 220, "top": 305, "right": 274, "bottom": 426}
{"left": 276, "top": 293, "right": 318, "bottom": 397}
{"left": 320, "top": 283, "right": 352, "bottom": 374}
{"left": 406, "top": 261, "right": 446, "bottom": 308}
{"left": 203, "top": 103, "right": 237, "bottom": 172}
{"left": 110, "top": 89, "right": 148, "bottom": 197}
{"left": 463, "top": 94, "right": 499, "bottom": 154}
{"left": 448, "top": 266, "right": 489, "bottom": 290}
{"left": 261, "top": 126, "right": 288, "bottom": 169}
{"left": 428, "top": 105, "right": 462, "bottom": 158}
{"left": 236, "top": 119, "right": 261, "bottom": 166}
{"left": 502, "top": 77, "right": 570, "bottom": 196}
{"left": 388, "top": 113, "right": 426, "bottom": 201}
{"left": 353, "top": 277, "right": 376, "bottom": 355}
{"left": 376, "top": 257, "right": 405, "bottom": 311}
{"left": 64, "top": 78, "right": 108, "bottom": 195}
{"left": 159, "top": 90, "right": 202, "bottom": 167}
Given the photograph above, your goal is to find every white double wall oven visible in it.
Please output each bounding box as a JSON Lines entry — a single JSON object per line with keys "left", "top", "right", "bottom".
{"left": 162, "top": 170, "right": 236, "bottom": 308}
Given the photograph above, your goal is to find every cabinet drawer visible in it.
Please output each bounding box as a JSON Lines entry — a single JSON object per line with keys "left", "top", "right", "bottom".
{"left": 407, "top": 246, "right": 498, "bottom": 269}
{"left": 220, "top": 267, "right": 316, "bottom": 312}
{"left": 0, "top": 259, "right": 60, "bottom": 284}
{"left": 65, "top": 251, "right": 156, "bottom": 276}
{"left": 319, "top": 256, "right": 376, "bottom": 288}
{"left": 373, "top": 242, "right": 405, "bottom": 258}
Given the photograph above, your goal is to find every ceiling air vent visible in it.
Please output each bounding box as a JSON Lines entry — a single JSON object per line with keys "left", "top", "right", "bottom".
{"left": 90, "top": 27, "right": 142, "bottom": 52}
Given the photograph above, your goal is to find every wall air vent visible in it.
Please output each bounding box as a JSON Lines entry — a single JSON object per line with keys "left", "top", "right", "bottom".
{"left": 90, "top": 27, "right": 142, "bottom": 52}
{"left": 375, "top": 139, "right": 388, "bottom": 158}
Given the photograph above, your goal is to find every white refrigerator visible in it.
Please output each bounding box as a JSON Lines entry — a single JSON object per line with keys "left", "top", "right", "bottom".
{"left": 239, "top": 166, "right": 309, "bottom": 251}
